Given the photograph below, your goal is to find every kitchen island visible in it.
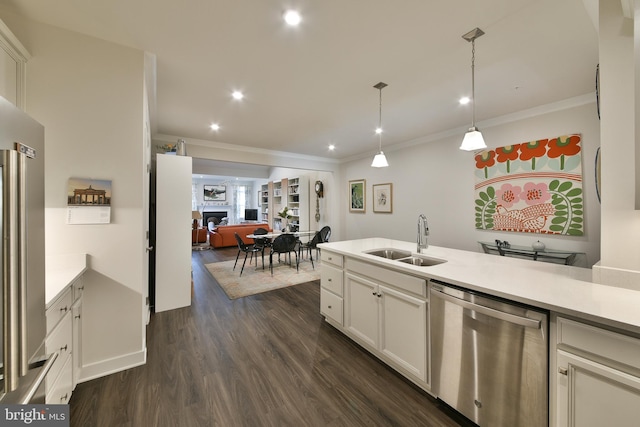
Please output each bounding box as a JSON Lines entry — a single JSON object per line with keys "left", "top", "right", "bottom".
{"left": 318, "top": 238, "right": 640, "bottom": 427}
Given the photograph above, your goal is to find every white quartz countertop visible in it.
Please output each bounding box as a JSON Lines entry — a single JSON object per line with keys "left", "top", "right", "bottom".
{"left": 319, "top": 238, "right": 640, "bottom": 332}
{"left": 45, "top": 253, "right": 87, "bottom": 306}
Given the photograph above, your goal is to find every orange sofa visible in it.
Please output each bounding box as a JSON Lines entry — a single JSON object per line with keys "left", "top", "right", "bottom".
{"left": 209, "top": 223, "right": 271, "bottom": 248}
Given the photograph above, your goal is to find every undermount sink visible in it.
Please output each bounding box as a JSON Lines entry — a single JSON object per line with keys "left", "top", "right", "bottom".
{"left": 365, "top": 248, "right": 412, "bottom": 260}
{"left": 365, "top": 248, "right": 446, "bottom": 267}
{"left": 397, "top": 255, "right": 446, "bottom": 267}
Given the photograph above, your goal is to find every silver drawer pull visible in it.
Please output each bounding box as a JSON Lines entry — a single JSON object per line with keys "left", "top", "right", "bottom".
{"left": 60, "top": 393, "right": 68, "bottom": 402}
{"left": 60, "top": 344, "right": 68, "bottom": 352}
{"left": 60, "top": 306, "right": 68, "bottom": 313}
{"left": 558, "top": 367, "right": 568, "bottom": 376}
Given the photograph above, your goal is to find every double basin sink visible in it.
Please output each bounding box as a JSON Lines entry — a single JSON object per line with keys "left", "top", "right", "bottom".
{"left": 364, "top": 248, "right": 446, "bottom": 267}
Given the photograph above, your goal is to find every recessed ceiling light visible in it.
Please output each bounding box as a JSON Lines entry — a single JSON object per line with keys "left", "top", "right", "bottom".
{"left": 328, "top": 144, "right": 335, "bottom": 151}
{"left": 210, "top": 123, "right": 220, "bottom": 131}
{"left": 284, "top": 10, "right": 301, "bottom": 26}
{"left": 459, "top": 96, "right": 471, "bottom": 105}
{"left": 232, "top": 91, "right": 244, "bottom": 100}
{"left": 375, "top": 127, "right": 383, "bottom": 135}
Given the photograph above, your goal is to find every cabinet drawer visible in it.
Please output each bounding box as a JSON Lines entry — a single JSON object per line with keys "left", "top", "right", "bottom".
{"left": 321, "top": 251, "right": 343, "bottom": 268}
{"left": 557, "top": 317, "right": 640, "bottom": 370}
{"left": 346, "top": 258, "right": 426, "bottom": 298}
{"left": 46, "top": 355, "right": 73, "bottom": 404}
{"left": 321, "top": 289, "right": 343, "bottom": 325}
{"left": 45, "top": 314, "right": 72, "bottom": 384}
{"left": 321, "top": 264, "right": 343, "bottom": 296}
{"left": 46, "top": 288, "right": 72, "bottom": 334}
{"left": 72, "top": 277, "right": 84, "bottom": 301}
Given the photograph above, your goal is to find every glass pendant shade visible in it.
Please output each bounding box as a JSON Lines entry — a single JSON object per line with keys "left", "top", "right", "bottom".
{"left": 371, "top": 151, "right": 389, "bottom": 167}
{"left": 459, "top": 127, "right": 486, "bottom": 151}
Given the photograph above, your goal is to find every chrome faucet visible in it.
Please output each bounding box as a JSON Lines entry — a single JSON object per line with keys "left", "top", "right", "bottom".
{"left": 417, "top": 214, "right": 429, "bottom": 253}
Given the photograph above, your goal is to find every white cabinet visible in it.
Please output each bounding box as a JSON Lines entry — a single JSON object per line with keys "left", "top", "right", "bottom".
{"left": 45, "top": 275, "right": 83, "bottom": 404}
{"left": 320, "top": 251, "right": 344, "bottom": 325}
{"left": 155, "top": 153, "right": 192, "bottom": 312}
{"left": 328, "top": 256, "right": 429, "bottom": 385}
{"left": 554, "top": 316, "right": 640, "bottom": 427}
{"left": 345, "top": 272, "right": 428, "bottom": 382}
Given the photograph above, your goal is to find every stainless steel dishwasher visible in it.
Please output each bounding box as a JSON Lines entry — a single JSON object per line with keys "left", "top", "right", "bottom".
{"left": 430, "top": 280, "right": 548, "bottom": 427}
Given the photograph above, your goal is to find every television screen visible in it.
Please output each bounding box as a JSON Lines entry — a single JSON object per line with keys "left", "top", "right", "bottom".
{"left": 244, "top": 208, "right": 258, "bottom": 221}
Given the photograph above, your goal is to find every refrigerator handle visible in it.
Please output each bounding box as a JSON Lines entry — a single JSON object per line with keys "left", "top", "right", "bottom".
{"left": 3, "top": 150, "right": 20, "bottom": 391}
{"left": 18, "top": 150, "right": 27, "bottom": 376}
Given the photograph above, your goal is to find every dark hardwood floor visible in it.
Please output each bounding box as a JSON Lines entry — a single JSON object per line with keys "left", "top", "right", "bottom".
{"left": 70, "top": 246, "right": 467, "bottom": 426}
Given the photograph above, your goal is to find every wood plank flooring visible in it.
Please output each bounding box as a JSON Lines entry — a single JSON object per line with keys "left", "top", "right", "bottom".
{"left": 70, "top": 247, "right": 470, "bottom": 427}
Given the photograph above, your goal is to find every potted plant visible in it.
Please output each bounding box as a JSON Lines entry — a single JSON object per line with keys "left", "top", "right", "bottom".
{"left": 278, "top": 207, "right": 292, "bottom": 231}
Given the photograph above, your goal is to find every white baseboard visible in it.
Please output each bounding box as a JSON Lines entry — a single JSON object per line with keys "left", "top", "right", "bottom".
{"left": 78, "top": 348, "right": 147, "bottom": 383}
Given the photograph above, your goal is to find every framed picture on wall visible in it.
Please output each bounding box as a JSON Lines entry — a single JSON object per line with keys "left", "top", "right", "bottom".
{"left": 204, "top": 185, "right": 226, "bottom": 201}
{"left": 349, "top": 179, "right": 366, "bottom": 213}
{"left": 373, "top": 183, "right": 392, "bottom": 213}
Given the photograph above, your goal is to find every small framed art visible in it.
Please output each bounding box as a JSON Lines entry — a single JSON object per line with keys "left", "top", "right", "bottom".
{"left": 349, "top": 179, "right": 366, "bottom": 213}
{"left": 373, "top": 183, "right": 392, "bottom": 213}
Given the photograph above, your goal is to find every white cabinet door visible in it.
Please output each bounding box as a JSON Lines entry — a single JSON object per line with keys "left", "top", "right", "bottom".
{"left": 380, "top": 285, "right": 427, "bottom": 381}
{"left": 72, "top": 298, "right": 82, "bottom": 389}
{"left": 557, "top": 349, "right": 640, "bottom": 427}
{"left": 345, "top": 273, "right": 379, "bottom": 348}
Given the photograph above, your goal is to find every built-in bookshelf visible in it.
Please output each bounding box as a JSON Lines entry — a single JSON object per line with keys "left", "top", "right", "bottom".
{"left": 263, "top": 176, "right": 309, "bottom": 231}
{"left": 260, "top": 183, "right": 269, "bottom": 223}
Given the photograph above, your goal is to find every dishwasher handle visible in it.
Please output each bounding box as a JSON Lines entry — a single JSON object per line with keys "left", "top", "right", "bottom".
{"left": 432, "top": 289, "right": 541, "bottom": 329}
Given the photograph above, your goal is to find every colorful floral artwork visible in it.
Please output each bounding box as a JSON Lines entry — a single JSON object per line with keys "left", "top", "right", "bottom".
{"left": 474, "top": 134, "right": 583, "bottom": 236}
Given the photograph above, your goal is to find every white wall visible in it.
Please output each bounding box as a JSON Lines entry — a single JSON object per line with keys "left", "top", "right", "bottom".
{"left": 593, "top": 0, "right": 640, "bottom": 291}
{"left": 2, "top": 14, "right": 147, "bottom": 379}
{"left": 341, "top": 101, "right": 601, "bottom": 267}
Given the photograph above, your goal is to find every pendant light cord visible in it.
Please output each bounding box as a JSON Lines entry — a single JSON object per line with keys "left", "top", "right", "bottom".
{"left": 471, "top": 38, "right": 476, "bottom": 128}
{"left": 378, "top": 87, "right": 383, "bottom": 151}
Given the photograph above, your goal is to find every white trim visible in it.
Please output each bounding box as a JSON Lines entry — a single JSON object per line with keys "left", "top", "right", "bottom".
{"left": 0, "top": 18, "right": 31, "bottom": 108}
{"left": 78, "top": 348, "right": 147, "bottom": 383}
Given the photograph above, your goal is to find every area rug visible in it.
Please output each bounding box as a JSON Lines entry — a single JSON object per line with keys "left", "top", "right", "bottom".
{"left": 205, "top": 258, "right": 320, "bottom": 299}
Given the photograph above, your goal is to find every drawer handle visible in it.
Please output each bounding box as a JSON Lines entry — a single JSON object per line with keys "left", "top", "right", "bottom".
{"left": 60, "top": 306, "right": 68, "bottom": 313}
{"left": 77, "top": 286, "right": 84, "bottom": 291}
{"left": 328, "top": 305, "right": 332, "bottom": 309}
{"left": 328, "top": 278, "right": 332, "bottom": 282}
{"left": 60, "top": 393, "right": 68, "bottom": 402}
{"left": 75, "top": 314, "right": 81, "bottom": 319}
{"left": 60, "top": 344, "right": 68, "bottom": 352}
{"left": 558, "top": 367, "right": 568, "bottom": 376}
{"left": 328, "top": 257, "right": 332, "bottom": 260}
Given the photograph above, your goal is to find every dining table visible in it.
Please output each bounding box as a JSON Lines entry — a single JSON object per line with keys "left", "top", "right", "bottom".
{"left": 245, "top": 230, "right": 316, "bottom": 240}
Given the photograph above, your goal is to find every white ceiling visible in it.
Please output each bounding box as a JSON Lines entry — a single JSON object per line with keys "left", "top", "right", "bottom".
{"left": 0, "top": 0, "right": 599, "bottom": 162}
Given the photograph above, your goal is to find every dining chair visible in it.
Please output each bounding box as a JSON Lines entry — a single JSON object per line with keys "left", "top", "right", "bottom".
{"left": 299, "top": 231, "right": 322, "bottom": 269}
{"left": 269, "top": 234, "right": 299, "bottom": 275}
{"left": 233, "top": 232, "right": 262, "bottom": 276}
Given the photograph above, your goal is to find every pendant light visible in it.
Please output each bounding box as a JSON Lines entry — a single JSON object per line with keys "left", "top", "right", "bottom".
{"left": 371, "top": 82, "right": 389, "bottom": 167}
{"left": 460, "top": 27, "right": 487, "bottom": 151}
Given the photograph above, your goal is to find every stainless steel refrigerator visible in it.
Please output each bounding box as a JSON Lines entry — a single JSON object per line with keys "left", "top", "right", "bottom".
{"left": 0, "top": 95, "right": 54, "bottom": 403}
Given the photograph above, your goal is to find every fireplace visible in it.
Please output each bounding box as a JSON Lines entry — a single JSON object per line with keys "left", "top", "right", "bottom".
{"left": 203, "top": 211, "right": 228, "bottom": 225}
